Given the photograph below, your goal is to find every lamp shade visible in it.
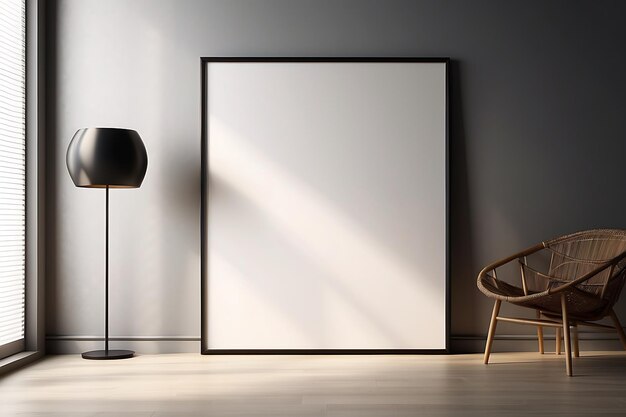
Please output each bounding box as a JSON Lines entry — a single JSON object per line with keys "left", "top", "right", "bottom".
{"left": 66, "top": 128, "right": 148, "bottom": 188}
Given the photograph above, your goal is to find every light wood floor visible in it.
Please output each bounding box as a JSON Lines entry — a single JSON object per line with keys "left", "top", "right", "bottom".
{"left": 1, "top": 352, "right": 626, "bottom": 416}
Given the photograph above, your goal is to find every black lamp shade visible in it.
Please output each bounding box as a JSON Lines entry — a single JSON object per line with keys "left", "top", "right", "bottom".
{"left": 66, "top": 128, "right": 148, "bottom": 188}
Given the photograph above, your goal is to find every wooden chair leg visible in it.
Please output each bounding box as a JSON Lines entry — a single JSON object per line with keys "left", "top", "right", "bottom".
{"left": 556, "top": 327, "right": 561, "bottom": 355}
{"left": 536, "top": 310, "right": 544, "bottom": 354}
{"left": 609, "top": 309, "right": 626, "bottom": 350}
{"left": 572, "top": 323, "right": 579, "bottom": 358}
{"left": 483, "top": 300, "right": 501, "bottom": 364}
{"left": 561, "top": 294, "right": 573, "bottom": 376}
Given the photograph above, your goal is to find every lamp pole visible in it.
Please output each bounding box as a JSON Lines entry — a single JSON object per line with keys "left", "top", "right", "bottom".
{"left": 105, "top": 185, "right": 109, "bottom": 353}
{"left": 81, "top": 185, "right": 134, "bottom": 359}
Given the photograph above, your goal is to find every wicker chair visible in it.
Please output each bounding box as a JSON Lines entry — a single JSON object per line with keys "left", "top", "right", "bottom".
{"left": 477, "top": 229, "right": 626, "bottom": 376}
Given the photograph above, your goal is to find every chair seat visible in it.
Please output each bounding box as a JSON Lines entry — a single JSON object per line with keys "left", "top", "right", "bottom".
{"left": 512, "top": 288, "right": 609, "bottom": 321}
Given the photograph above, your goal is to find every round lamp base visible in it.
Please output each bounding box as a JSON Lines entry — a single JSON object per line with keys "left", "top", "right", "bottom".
{"left": 82, "top": 349, "right": 135, "bottom": 360}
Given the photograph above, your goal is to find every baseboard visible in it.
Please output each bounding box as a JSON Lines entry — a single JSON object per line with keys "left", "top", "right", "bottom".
{"left": 450, "top": 333, "right": 625, "bottom": 354}
{"left": 45, "top": 335, "right": 201, "bottom": 354}
{"left": 45, "top": 333, "right": 625, "bottom": 355}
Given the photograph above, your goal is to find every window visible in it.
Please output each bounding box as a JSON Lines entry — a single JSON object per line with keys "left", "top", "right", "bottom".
{"left": 0, "top": 0, "right": 26, "bottom": 358}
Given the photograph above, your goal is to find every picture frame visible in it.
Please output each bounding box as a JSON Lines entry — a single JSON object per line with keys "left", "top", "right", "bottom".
{"left": 201, "top": 57, "right": 449, "bottom": 354}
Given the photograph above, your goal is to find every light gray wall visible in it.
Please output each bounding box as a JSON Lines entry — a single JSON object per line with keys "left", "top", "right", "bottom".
{"left": 46, "top": 0, "right": 626, "bottom": 353}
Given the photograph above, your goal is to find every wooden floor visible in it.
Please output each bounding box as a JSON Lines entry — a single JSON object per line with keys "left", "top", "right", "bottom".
{"left": 1, "top": 352, "right": 626, "bottom": 416}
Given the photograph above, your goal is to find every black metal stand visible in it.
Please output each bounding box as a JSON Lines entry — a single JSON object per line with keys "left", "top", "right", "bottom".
{"left": 82, "top": 186, "right": 134, "bottom": 360}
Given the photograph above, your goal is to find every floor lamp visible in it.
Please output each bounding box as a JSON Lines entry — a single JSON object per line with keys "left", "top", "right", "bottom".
{"left": 66, "top": 127, "right": 148, "bottom": 360}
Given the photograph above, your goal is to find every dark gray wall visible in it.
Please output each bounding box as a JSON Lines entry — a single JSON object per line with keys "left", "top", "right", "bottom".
{"left": 46, "top": 0, "right": 626, "bottom": 353}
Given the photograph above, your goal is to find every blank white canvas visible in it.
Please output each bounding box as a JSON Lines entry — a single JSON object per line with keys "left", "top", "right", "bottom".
{"left": 205, "top": 62, "right": 446, "bottom": 350}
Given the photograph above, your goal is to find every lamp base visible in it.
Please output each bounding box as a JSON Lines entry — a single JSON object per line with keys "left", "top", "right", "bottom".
{"left": 82, "top": 349, "right": 135, "bottom": 360}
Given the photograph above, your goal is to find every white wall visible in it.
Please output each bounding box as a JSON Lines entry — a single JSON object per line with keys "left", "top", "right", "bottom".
{"left": 47, "top": 0, "right": 626, "bottom": 353}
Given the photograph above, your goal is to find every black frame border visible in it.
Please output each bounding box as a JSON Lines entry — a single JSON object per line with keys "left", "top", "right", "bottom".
{"left": 201, "top": 57, "right": 450, "bottom": 355}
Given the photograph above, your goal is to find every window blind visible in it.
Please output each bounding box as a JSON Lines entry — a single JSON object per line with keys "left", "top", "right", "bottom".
{"left": 0, "top": 0, "right": 26, "bottom": 348}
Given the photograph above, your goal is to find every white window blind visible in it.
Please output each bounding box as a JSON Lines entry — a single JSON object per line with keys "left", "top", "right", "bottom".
{"left": 0, "top": 0, "right": 26, "bottom": 349}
